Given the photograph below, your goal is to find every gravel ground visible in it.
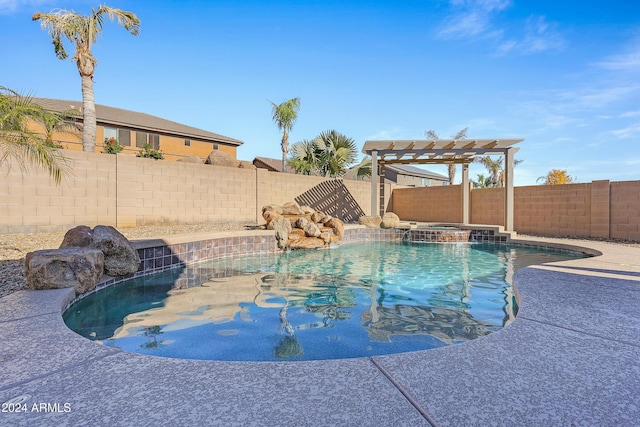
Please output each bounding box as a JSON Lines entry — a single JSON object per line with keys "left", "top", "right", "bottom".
{"left": 1, "top": 225, "right": 638, "bottom": 299}
{"left": 0, "top": 222, "right": 255, "bottom": 298}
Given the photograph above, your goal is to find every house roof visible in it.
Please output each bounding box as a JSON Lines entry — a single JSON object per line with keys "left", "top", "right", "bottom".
{"left": 34, "top": 98, "right": 243, "bottom": 146}
{"left": 385, "top": 164, "right": 448, "bottom": 181}
{"left": 253, "top": 156, "right": 295, "bottom": 173}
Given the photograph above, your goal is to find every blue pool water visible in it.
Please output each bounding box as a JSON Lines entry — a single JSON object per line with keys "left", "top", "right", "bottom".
{"left": 64, "top": 241, "right": 585, "bottom": 361}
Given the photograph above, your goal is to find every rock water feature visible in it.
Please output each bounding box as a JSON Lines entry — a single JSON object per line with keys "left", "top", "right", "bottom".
{"left": 262, "top": 201, "right": 345, "bottom": 250}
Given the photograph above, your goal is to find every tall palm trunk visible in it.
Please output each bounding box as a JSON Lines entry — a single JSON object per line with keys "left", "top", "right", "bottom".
{"left": 80, "top": 74, "right": 96, "bottom": 152}
{"left": 448, "top": 164, "right": 455, "bottom": 185}
{"left": 281, "top": 131, "right": 289, "bottom": 172}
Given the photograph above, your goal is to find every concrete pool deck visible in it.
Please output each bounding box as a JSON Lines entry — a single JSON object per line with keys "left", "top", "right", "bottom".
{"left": 1, "top": 235, "right": 639, "bottom": 426}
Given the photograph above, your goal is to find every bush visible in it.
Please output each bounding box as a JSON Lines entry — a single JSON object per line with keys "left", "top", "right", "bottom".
{"left": 103, "top": 137, "right": 123, "bottom": 154}
{"left": 136, "top": 143, "right": 164, "bottom": 160}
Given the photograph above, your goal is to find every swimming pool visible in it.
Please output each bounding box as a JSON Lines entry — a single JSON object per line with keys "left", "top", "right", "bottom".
{"left": 64, "top": 241, "right": 586, "bottom": 361}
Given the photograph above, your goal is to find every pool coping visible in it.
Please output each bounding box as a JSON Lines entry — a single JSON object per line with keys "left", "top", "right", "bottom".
{"left": 1, "top": 227, "right": 639, "bottom": 426}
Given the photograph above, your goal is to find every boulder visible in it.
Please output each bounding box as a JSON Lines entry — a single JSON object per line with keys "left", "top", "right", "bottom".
{"left": 25, "top": 248, "right": 104, "bottom": 294}
{"left": 269, "top": 216, "right": 292, "bottom": 249}
{"left": 294, "top": 217, "right": 309, "bottom": 229}
{"left": 358, "top": 215, "right": 382, "bottom": 228}
{"left": 59, "top": 225, "right": 93, "bottom": 248}
{"left": 176, "top": 156, "right": 203, "bottom": 164}
{"left": 300, "top": 205, "right": 315, "bottom": 215}
{"left": 319, "top": 231, "right": 332, "bottom": 244}
{"left": 324, "top": 218, "right": 345, "bottom": 240}
{"left": 310, "top": 211, "right": 326, "bottom": 223}
{"left": 282, "top": 201, "right": 303, "bottom": 215}
{"left": 303, "top": 222, "right": 321, "bottom": 238}
{"left": 205, "top": 150, "right": 238, "bottom": 167}
{"left": 92, "top": 225, "right": 141, "bottom": 276}
{"left": 237, "top": 160, "right": 257, "bottom": 169}
{"left": 289, "top": 229, "right": 306, "bottom": 238}
{"left": 263, "top": 210, "right": 281, "bottom": 226}
{"left": 262, "top": 204, "right": 284, "bottom": 215}
{"left": 288, "top": 237, "right": 326, "bottom": 250}
{"left": 381, "top": 212, "right": 400, "bottom": 229}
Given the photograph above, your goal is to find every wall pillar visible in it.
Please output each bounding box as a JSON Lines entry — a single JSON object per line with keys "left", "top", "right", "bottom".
{"left": 370, "top": 151, "right": 378, "bottom": 216}
{"left": 504, "top": 148, "right": 515, "bottom": 231}
{"left": 462, "top": 163, "right": 469, "bottom": 224}
{"left": 590, "top": 180, "right": 610, "bottom": 238}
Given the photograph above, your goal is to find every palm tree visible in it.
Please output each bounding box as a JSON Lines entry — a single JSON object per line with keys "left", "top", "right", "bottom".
{"left": 314, "top": 130, "right": 357, "bottom": 178}
{"left": 269, "top": 97, "right": 300, "bottom": 172}
{"left": 473, "top": 173, "right": 492, "bottom": 188}
{"left": 0, "top": 86, "right": 70, "bottom": 183}
{"left": 425, "top": 127, "right": 468, "bottom": 185}
{"left": 349, "top": 156, "right": 372, "bottom": 180}
{"left": 288, "top": 139, "right": 318, "bottom": 175}
{"left": 475, "top": 156, "right": 523, "bottom": 187}
{"left": 33, "top": 5, "right": 140, "bottom": 152}
{"left": 36, "top": 108, "right": 79, "bottom": 148}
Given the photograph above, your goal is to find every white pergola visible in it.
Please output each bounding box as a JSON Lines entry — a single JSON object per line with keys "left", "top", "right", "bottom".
{"left": 362, "top": 139, "right": 523, "bottom": 231}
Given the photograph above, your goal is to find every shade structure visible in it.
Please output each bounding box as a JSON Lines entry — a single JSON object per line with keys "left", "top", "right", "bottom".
{"left": 362, "top": 139, "right": 523, "bottom": 231}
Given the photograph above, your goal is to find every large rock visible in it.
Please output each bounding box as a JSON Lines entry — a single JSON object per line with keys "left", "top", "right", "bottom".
{"left": 269, "top": 216, "right": 292, "bottom": 249}
{"left": 59, "top": 225, "right": 93, "bottom": 248}
{"left": 324, "top": 218, "right": 345, "bottom": 240}
{"left": 381, "top": 212, "right": 400, "bottom": 229}
{"left": 25, "top": 248, "right": 104, "bottom": 294}
{"left": 282, "top": 201, "right": 303, "bottom": 215}
{"left": 288, "top": 237, "right": 326, "bottom": 250}
{"left": 262, "top": 204, "right": 284, "bottom": 215}
{"left": 310, "top": 211, "right": 326, "bottom": 223}
{"left": 92, "top": 225, "right": 140, "bottom": 276}
{"left": 263, "top": 210, "right": 281, "bottom": 226}
{"left": 303, "top": 222, "right": 321, "bottom": 238}
{"left": 205, "top": 150, "right": 238, "bottom": 167}
{"left": 237, "top": 160, "right": 257, "bottom": 169}
{"left": 358, "top": 215, "right": 382, "bottom": 228}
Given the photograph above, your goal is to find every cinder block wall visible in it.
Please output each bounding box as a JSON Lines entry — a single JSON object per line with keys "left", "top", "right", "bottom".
{"left": 0, "top": 151, "right": 117, "bottom": 233}
{"left": 513, "top": 183, "right": 593, "bottom": 237}
{"left": 391, "top": 185, "right": 462, "bottom": 223}
{"left": 471, "top": 187, "right": 504, "bottom": 225}
{"left": 392, "top": 180, "right": 640, "bottom": 240}
{"left": 0, "top": 151, "right": 373, "bottom": 232}
{"left": 611, "top": 181, "right": 640, "bottom": 240}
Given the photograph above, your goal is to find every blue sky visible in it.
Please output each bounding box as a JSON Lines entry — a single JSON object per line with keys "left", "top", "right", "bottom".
{"left": 2, "top": 0, "right": 639, "bottom": 185}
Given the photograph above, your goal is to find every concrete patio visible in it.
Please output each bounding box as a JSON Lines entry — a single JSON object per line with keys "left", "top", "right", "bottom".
{"left": 1, "top": 236, "right": 638, "bottom": 426}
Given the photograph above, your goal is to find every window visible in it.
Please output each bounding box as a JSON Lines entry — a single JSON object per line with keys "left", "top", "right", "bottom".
{"left": 148, "top": 133, "right": 160, "bottom": 150}
{"left": 212, "top": 143, "right": 218, "bottom": 150}
{"left": 104, "top": 127, "right": 117, "bottom": 140}
{"left": 118, "top": 129, "right": 130, "bottom": 146}
{"left": 184, "top": 139, "right": 191, "bottom": 147}
{"left": 136, "top": 131, "right": 147, "bottom": 148}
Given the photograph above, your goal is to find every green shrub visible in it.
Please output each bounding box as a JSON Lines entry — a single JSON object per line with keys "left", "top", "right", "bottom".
{"left": 136, "top": 143, "right": 164, "bottom": 160}
{"left": 103, "top": 137, "right": 123, "bottom": 154}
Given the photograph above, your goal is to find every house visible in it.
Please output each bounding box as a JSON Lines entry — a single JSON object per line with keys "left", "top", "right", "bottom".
{"left": 32, "top": 98, "right": 243, "bottom": 161}
{"left": 384, "top": 164, "right": 449, "bottom": 187}
{"left": 253, "top": 156, "right": 295, "bottom": 173}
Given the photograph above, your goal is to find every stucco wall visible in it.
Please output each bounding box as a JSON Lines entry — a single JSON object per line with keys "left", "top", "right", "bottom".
{"left": 390, "top": 185, "right": 462, "bottom": 223}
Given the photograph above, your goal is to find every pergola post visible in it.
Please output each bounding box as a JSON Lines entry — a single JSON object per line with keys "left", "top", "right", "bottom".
{"left": 504, "top": 148, "right": 515, "bottom": 232}
{"left": 370, "top": 151, "right": 378, "bottom": 216}
{"left": 462, "top": 164, "right": 469, "bottom": 224}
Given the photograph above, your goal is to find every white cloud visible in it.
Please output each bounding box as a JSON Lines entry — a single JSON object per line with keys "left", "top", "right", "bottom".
{"left": 610, "top": 123, "right": 640, "bottom": 139}
{"left": 620, "top": 110, "right": 640, "bottom": 118}
{"left": 436, "top": 0, "right": 511, "bottom": 40}
{"left": 596, "top": 44, "right": 640, "bottom": 72}
{"left": 365, "top": 128, "right": 413, "bottom": 141}
{"left": 0, "top": 0, "right": 51, "bottom": 14}
{"left": 498, "top": 16, "right": 564, "bottom": 55}
{"left": 436, "top": 2, "right": 564, "bottom": 55}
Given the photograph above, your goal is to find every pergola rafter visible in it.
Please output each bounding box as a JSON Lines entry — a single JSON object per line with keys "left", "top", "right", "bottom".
{"left": 362, "top": 138, "right": 523, "bottom": 231}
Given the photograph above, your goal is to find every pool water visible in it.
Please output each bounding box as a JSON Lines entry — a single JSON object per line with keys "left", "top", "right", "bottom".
{"left": 64, "top": 241, "right": 585, "bottom": 361}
